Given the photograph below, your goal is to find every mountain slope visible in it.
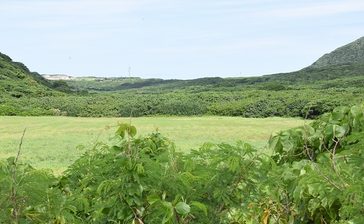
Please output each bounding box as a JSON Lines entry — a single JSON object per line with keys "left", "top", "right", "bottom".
{"left": 310, "top": 36, "right": 364, "bottom": 68}
{"left": 0, "top": 52, "right": 62, "bottom": 98}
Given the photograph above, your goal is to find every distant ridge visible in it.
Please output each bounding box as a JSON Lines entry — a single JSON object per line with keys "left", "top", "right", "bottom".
{"left": 1, "top": 36, "right": 364, "bottom": 96}
{"left": 310, "top": 36, "right": 364, "bottom": 68}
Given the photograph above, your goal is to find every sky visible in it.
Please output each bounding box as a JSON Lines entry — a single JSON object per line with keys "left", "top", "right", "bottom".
{"left": 1, "top": 0, "right": 364, "bottom": 79}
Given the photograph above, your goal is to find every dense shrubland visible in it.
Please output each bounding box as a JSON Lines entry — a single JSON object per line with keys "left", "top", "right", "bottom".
{"left": 1, "top": 104, "right": 363, "bottom": 223}
{"left": 2, "top": 61, "right": 364, "bottom": 118}
{"left": 1, "top": 87, "right": 363, "bottom": 118}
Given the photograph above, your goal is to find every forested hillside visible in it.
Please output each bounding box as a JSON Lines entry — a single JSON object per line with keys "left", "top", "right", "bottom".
{"left": 0, "top": 52, "right": 56, "bottom": 98}
{"left": 0, "top": 52, "right": 72, "bottom": 115}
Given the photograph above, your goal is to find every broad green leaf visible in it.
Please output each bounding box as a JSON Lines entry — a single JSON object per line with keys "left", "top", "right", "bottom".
{"left": 175, "top": 202, "right": 190, "bottom": 215}
{"left": 128, "top": 125, "right": 137, "bottom": 137}
{"left": 331, "top": 107, "right": 349, "bottom": 121}
{"left": 116, "top": 124, "right": 127, "bottom": 138}
{"left": 147, "top": 194, "right": 160, "bottom": 205}
{"left": 333, "top": 125, "right": 346, "bottom": 138}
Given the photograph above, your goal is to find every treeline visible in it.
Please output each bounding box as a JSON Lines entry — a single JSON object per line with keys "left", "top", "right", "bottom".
{"left": 1, "top": 104, "right": 363, "bottom": 223}
{"left": 1, "top": 87, "right": 363, "bottom": 118}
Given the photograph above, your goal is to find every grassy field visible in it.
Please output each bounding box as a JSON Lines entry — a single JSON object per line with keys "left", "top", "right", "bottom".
{"left": 0, "top": 116, "right": 305, "bottom": 173}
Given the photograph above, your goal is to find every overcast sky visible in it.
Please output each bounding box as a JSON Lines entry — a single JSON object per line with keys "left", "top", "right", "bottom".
{"left": 1, "top": 0, "right": 364, "bottom": 79}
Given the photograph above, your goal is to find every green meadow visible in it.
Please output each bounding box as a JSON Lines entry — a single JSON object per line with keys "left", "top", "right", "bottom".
{"left": 0, "top": 116, "right": 304, "bottom": 173}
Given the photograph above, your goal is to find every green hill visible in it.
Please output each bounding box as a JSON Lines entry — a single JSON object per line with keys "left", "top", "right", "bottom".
{"left": 0, "top": 52, "right": 60, "bottom": 98}
{"left": 0, "top": 52, "right": 72, "bottom": 115}
{"left": 310, "top": 36, "right": 364, "bottom": 68}
{"left": 62, "top": 37, "right": 364, "bottom": 92}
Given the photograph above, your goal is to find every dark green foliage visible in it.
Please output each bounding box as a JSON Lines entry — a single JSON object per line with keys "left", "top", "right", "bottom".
{"left": 1, "top": 104, "right": 364, "bottom": 223}
{"left": 261, "top": 104, "right": 364, "bottom": 223}
{"left": 50, "top": 80, "right": 75, "bottom": 92}
{"left": 58, "top": 124, "right": 214, "bottom": 223}
{"left": 1, "top": 86, "right": 362, "bottom": 118}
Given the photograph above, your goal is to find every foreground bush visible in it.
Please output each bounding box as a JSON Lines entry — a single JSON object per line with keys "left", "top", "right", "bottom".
{"left": 1, "top": 104, "right": 364, "bottom": 223}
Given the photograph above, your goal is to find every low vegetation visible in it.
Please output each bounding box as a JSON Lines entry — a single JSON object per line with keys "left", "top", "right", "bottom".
{"left": 0, "top": 104, "right": 363, "bottom": 223}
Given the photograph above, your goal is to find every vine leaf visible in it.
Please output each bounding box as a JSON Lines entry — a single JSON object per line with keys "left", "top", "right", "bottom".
{"left": 175, "top": 202, "right": 190, "bottom": 215}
